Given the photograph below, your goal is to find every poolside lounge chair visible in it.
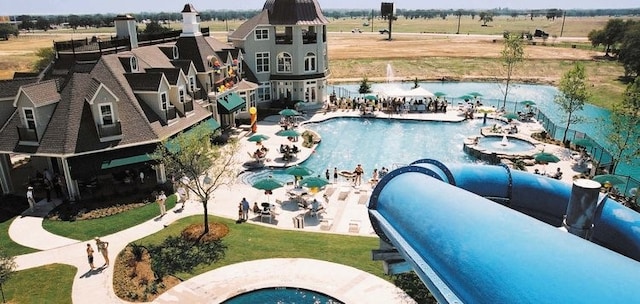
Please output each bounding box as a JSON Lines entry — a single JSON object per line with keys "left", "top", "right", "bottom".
{"left": 260, "top": 210, "right": 272, "bottom": 223}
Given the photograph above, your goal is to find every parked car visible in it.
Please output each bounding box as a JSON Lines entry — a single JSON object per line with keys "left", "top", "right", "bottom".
{"left": 379, "top": 28, "right": 389, "bottom": 34}
{"left": 533, "top": 29, "right": 549, "bottom": 38}
{"left": 352, "top": 28, "right": 362, "bottom": 33}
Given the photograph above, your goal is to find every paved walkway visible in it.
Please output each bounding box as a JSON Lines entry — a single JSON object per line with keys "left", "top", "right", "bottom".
{"left": 7, "top": 107, "right": 583, "bottom": 303}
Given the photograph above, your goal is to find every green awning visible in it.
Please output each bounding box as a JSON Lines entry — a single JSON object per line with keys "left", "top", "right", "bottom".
{"left": 217, "top": 92, "right": 246, "bottom": 114}
{"left": 165, "top": 117, "right": 221, "bottom": 153}
{"left": 101, "top": 154, "right": 152, "bottom": 170}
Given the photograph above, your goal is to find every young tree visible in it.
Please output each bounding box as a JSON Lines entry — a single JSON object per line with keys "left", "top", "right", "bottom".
{"left": 606, "top": 77, "right": 640, "bottom": 172}
{"left": 554, "top": 62, "right": 590, "bottom": 143}
{"left": 143, "top": 20, "right": 171, "bottom": 34}
{"left": 0, "top": 24, "right": 18, "bottom": 40}
{"left": 153, "top": 122, "right": 240, "bottom": 237}
{"left": 32, "top": 47, "right": 55, "bottom": 72}
{"left": 0, "top": 251, "right": 16, "bottom": 303}
{"left": 500, "top": 33, "right": 525, "bottom": 109}
{"left": 358, "top": 77, "right": 372, "bottom": 94}
{"left": 479, "top": 11, "right": 493, "bottom": 26}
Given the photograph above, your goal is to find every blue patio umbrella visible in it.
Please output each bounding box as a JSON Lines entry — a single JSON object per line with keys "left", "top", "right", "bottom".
{"left": 252, "top": 177, "right": 284, "bottom": 203}
{"left": 299, "top": 176, "right": 330, "bottom": 188}
{"left": 276, "top": 129, "right": 301, "bottom": 137}
{"left": 248, "top": 134, "right": 270, "bottom": 142}
{"left": 520, "top": 100, "right": 536, "bottom": 106}
{"left": 364, "top": 95, "right": 378, "bottom": 101}
{"left": 503, "top": 113, "right": 520, "bottom": 120}
{"left": 592, "top": 174, "right": 628, "bottom": 186}
{"left": 279, "top": 108, "right": 300, "bottom": 117}
{"left": 285, "top": 165, "right": 314, "bottom": 177}
{"left": 459, "top": 95, "right": 473, "bottom": 101}
{"left": 434, "top": 92, "right": 447, "bottom": 98}
{"left": 468, "top": 92, "right": 483, "bottom": 98}
{"left": 533, "top": 152, "right": 560, "bottom": 164}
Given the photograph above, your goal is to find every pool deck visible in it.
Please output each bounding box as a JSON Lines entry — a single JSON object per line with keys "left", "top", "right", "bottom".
{"left": 8, "top": 107, "right": 584, "bottom": 303}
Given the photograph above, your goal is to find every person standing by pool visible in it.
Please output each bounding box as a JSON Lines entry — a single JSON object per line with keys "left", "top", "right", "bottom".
{"left": 333, "top": 168, "right": 338, "bottom": 184}
{"left": 354, "top": 164, "right": 364, "bottom": 186}
{"left": 241, "top": 197, "right": 250, "bottom": 221}
{"left": 325, "top": 169, "right": 330, "bottom": 181}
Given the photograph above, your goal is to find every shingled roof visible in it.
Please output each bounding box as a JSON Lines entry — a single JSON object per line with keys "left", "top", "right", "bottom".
{"left": 175, "top": 36, "right": 219, "bottom": 72}
{"left": 228, "top": 10, "right": 270, "bottom": 41}
{"left": 263, "top": 0, "right": 329, "bottom": 25}
{"left": 20, "top": 80, "right": 61, "bottom": 107}
{"left": 145, "top": 68, "right": 182, "bottom": 85}
{"left": 0, "top": 78, "right": 38, "bottom": 99}
{"left": 125, "top": 73, "right": 164, "bottom": 91}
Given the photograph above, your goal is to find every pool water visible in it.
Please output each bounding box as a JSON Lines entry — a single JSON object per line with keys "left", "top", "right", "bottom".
{"left": 246, "top": 117, "right": 485, "bottom": 184}
{"left": 476, "top": 136, "right": 536, "bottom": 153}
{"left": 222, "top": 287, "right": 343, "bottom": 304}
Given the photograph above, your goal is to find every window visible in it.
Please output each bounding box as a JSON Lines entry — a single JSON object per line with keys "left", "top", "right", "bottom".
{"left": 160, "top": 92, "right": 168, "bottom": 110}
{"left": 304, "top": 52, "right": 316, "bottom": 72}
{"left": 172, "top": 46, "right": 179, "bottom": 59}
{"left": 189, "top": 76, "right": 196, "bottom": 93}
{"left": 130, "top": 56, "right": 138, "bottom": 72}
{"left": 179, "top": 87, "right": 185, "bottom": 103}
{"left": 256, "top": 52, "right": 270, "bottom": 73}
{"left": 257, "top": 82, "right": 271, "bottom": 101}
{"left": 23, "top": 108, "right": 36, "bottom": 130}
{"left": 254, "top": 28, "right": 269, "bottom": 40}
{"left": 277, "top": 52, "right": 292, "bottom": 73}
{"left": 99, "top": 104, "right": 114, "bottom": 126}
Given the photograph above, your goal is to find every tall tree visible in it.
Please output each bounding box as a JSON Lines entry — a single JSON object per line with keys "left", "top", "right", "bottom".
{"left": 605, "top": 77, "right": 640, "bottom": 173}
{"left": 554, "top": 62, "right": 590, "bottom": 143}
{"left": 618, "top": 21, "right": 640, "bottom": 77}
{"left": 0, "top": 250, "right": 16, "bottom": 303}
{"left": 501, "top": 33, "right": 525, "bottom": 109}
{"left": 588, "top": 19, "right": 626, "bottom": 56}
{"left": 153, "top": 123, "right": 240, "bottom": 237}
{"left": 479, "top": 11, "right": 493, "bottom": 26}
{"left": 142, "top": 20, "right": 171, "bottom": 34}
{"left": 0, "top": 24, "right": 18, "bottom": 40}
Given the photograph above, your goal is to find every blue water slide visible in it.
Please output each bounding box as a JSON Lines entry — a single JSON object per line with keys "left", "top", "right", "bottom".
{"left": 368, "top": 159, "right": 640, "bottom": 303}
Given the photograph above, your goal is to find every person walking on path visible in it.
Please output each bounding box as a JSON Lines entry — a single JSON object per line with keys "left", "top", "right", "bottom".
{"left": 241, "top": 198, "right": 250, "bottom": 221}
{"left": 86, "top": 244, "right": 95, "bottom": 270}
{"left": 95, "top": 237, "right": 109, "bottom": 266}
{"left": 26, "top": 186, "right": 36, "bottom": 212}
{"left": 157, "top": 190, "right": 167, "bottom": 216}
{"left": 177, "top": 186, "right": 187, "bottom": 209}
{"left": 237, "top": 203, "right": 244, "bottom": 223}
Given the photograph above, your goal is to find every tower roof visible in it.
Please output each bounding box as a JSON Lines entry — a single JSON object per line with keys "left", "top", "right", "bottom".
{"left": 262, "top": 0, "right": 329, "bottom": 25}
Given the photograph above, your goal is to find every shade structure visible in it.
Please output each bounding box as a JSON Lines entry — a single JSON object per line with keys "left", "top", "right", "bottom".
{"left": 476, "top": 106, "right": 496, "bottom": 113}
{"left": 285, "top": 165, "right": 314, "bottom": 177}
{"left": 434, "top": 92, "right": 447, "bottom": 97}
{"left": 468, "top": 92, "right": 483, "bottom": 97}
{"left": 252, "top": 177, "right": 284, "bottom": 191}
{"left": 573, "top": 138, "right": 595, "bottom": 148}
{"left": 299, "top": 176, "right": 330, "bottom": 188}
{"left": 459, "top": 95, "right": 473, "bottom": 101}
{"left": 279, "top": 108, "right": 300, "bottom": 117}
{"left": 248, "top": 134, "right": 270, "bottom": 142}
{"left": 534, "top": 152, "right": 561, "bottom": 164}
{"left": 503, "top": 113, "right": 520, "bottom": 120}
{"left": 364, "top": 95, "right": 378, "bottom": 101}
{"left": 592, "top": 174, "right": 629, "bottom": 186}
{"left": 520, "top": 100, "right": 536, "bottom": 106}
{"left": 276, "top": 129, "right": 301, "bottom": 137}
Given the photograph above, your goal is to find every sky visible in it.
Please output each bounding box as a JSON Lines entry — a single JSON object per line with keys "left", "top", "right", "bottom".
{"left": 1, "top": 0, "right": 638, "bottom": 15}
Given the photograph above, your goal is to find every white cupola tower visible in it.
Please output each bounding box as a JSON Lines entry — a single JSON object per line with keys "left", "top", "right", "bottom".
{"left": 180, "top": 3, "right": 201, "bottom": 37}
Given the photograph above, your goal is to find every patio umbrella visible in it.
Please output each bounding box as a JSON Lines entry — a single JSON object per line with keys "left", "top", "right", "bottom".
{"left": 252, "top": 177, "right": 284, "bottom": 203}
{"left": 299, "top": 176, "right": 330, "bottom": 188}
{"left": 503, "top": 113, "right": 520, "bottom": 120}
{"left": 468, "top": 92, "right": 483, "bottom": 98}
{"left": 285, "top": 165, "right": 313, "bottom": 177}
{"left": 434, "top": 92, "right": 447, "bottom": 98}
{"left": 534, "top": 152, "right": 560, "bottom": 164}
{"left": 248, "top": 134, "right": 269, "bottom": 143}
{"left": 592, "top": 174, "right": 629, "bottom": 186}
{"left": 279, "top": 108, "right": 300, "bottom": 117}
{"left": 459, "top": 95, "right": 473, "bottom": 101}
{"left": 520, "top": 100, "right": 536, "bottom": 106}
{"left": 573, "top": 138, "right": 595, "bottom": 148}
{"left": 364, "top": 95, "right": 378, "bottom": 101}
{"left": 276, "top": 129, "right": 301, "bottom": 137}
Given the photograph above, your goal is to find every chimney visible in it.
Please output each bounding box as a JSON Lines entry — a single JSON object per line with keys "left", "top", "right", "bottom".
{"left": 180, "top": 4, "right": 201, "bottom": 37}
{"left": 114, "top": 14, "right": 138, "bottom": 49}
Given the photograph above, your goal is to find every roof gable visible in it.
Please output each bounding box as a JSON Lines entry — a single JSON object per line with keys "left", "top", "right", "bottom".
{"left": 263, "top": 0, "right": 329, "bottom": 25}
{"left": 144, "top": 68, "right": 185, "bottom": 86}
{"left": 86, "top": 80, "right": 120, "bottom": 105}
{"left": 229, "top": 10, "right": 270, "bottom": 40}
{"left": 0, "top": 78, "right": 38, "bottom": 99}
{"left": 125, "top": 73, "right": 165, "bottom": 92}
{"left": 13, "top": 80, "right": 60, "bottom": 107}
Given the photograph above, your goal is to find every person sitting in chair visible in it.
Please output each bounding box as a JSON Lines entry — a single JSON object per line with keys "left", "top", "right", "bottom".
{"left": 549, "top": 168, "right": 563, "bottom": 180}
{"left": 291, "top": 145, "right": 300, "bottom": 154}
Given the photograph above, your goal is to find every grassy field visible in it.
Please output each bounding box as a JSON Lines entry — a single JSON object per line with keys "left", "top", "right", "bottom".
{"left": 133, "top": 215, "right": 385, "bottom": 281}
{"left": 42, "top": 195, "right": 177, "bottom": 241}
{"left": 2, "top": 263, "right": 75, "bottom": 304}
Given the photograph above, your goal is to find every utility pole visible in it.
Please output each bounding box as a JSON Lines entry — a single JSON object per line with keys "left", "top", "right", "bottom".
{"left": 560, "top": 11, "right": 566, "bottom": 37}
{"left": 456, "top": 12, "right": 462, "bottom": 34}
{"left": 371, "top": 9, "right": 374, "bottom": 33}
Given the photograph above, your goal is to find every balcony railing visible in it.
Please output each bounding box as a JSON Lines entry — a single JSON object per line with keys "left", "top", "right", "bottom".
{"left": 98, "top": 121, "right": 122, "bottom": 138}
{"left": 165, "top": 106, "right": 177, "bottom": 121}
{"left": 302, "top": 33, "right": 317, "bottom": 44}
{"left": 17, "top": 126, "right": 38, "bottom": 143}
{"left": 275, "top": 34, "right": 293, "bottom": 44}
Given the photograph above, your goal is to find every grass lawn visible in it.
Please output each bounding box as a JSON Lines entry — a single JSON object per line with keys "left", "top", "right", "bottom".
{"left": 42, "top": 195, "right": 177, "bottom": 241}
{"left": 133, "top": 215, "right": 386, "bottom": 281}
{"left": 2, "top": 263, "right": 75, "bottom": 303}
{"left": 0, "top": 217, "right": 38, "bottom": 256}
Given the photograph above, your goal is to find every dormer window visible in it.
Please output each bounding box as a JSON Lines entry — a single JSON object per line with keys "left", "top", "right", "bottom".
{"left": 23, "top": 108, "right": 36, "bottom": 129}
{"left": 130, "top": 56, "right": 138, "bottom": 72}
{"left": 172, "top": 45, "right": 179, "bottom": 59}
{"left": 99, "top": 104, "right": 114, "bottom": 126}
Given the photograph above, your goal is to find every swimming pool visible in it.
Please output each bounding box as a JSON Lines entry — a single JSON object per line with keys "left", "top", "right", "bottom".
{"left": 245, "top": 117, "right": 486, "bottom": 184}
{"left": 222, "top": 287, "right": 343, "bottom": 304}
{"left": 476, "top": 136, "right": 537, "bottom": 154}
